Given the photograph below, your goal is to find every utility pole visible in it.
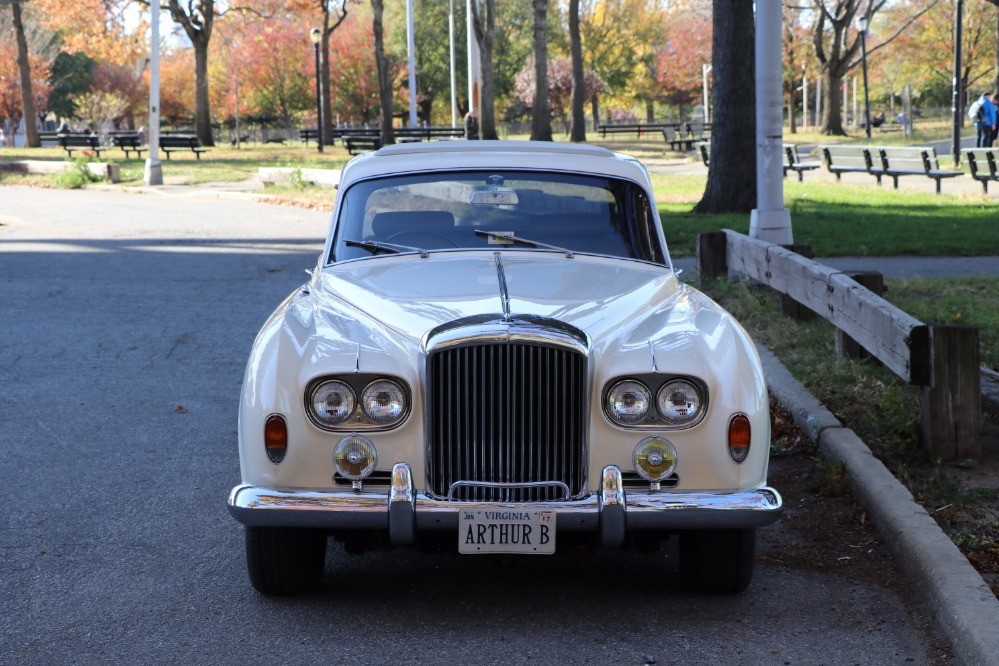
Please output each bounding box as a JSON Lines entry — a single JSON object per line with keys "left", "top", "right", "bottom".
{"left": 952, "top": 0, "right": 964, "bottom": 164}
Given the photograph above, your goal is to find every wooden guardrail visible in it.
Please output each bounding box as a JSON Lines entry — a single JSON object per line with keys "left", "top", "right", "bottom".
{"left": 697, "top": 229, "right": 982, "bottom": 461}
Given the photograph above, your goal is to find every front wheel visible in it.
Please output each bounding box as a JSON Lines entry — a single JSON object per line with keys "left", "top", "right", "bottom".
{"left": 679, "top": 528, "right": 756, "bottom": 594}
{"left": 245, "top": 526, "right": 327, "bottom": 595}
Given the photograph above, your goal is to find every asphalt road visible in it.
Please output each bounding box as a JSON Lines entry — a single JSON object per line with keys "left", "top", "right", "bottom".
{"left": 0, "top": 187, "right": 948, "bottom": 664}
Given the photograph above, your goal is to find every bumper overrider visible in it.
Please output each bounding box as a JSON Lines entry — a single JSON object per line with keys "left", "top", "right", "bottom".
{"left": 228, "top": 463, "right": 783, "bottom": 547}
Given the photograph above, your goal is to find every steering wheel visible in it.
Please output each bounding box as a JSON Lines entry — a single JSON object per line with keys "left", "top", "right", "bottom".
{"left": 384, "top": 230, "right": 459, "bottom": 248}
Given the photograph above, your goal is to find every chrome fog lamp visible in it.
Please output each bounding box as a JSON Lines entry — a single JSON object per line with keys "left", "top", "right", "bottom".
{"left": 633, "top": 436, "right": 677, "bottom": 491}
{"left": 360, "top": 379, "right": 407, "bottom": 425}
{"left": 656, "top": 379, "right": 704, "bottom": 425}
{"left": 310, "top": 380, "right": 356, "bottom": 426}
{"left": 334, "top": 435, "right": 377, "bottom": 490}
{"left": 606, "top": 380, "right": 651, "bottom": 425}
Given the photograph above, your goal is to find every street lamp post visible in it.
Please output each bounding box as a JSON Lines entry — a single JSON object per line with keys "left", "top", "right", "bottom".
{"left": 952, "top": 0, "right": 964, "bottom": 165}
{"left": 857, "top": 15, "right": 871, "bottom": 139}
{"left": 310, "top": 28, "right": 323, "bottom": 153}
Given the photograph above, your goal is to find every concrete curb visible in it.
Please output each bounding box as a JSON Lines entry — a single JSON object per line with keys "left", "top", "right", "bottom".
{"left": 757, "top": 344, "right": 999, "bottom": 666}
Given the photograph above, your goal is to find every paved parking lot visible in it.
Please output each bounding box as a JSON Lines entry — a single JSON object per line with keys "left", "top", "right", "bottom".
{"left": 0, "top": 187, "right": 949, "bottom": 663}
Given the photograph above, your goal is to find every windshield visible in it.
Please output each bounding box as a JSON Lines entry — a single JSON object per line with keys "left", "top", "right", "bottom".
{"left": 330, "top": 170, "right": 666, "bottom": 264}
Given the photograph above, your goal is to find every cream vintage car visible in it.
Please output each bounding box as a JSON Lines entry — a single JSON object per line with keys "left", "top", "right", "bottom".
{"left": 228, "top": 141, "right": 782, "bottom": 595}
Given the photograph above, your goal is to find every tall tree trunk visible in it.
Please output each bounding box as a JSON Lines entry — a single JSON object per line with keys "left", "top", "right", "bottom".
{"left": 645, "top": 99, "right": 654, "bottom": 122}
{"left": 822, "top": 69, "right": 845, "bottom": 135}
{"left": 321, "top": 27, "right": 333, "bottom": 143}
{"left": 695, "top": 0, "right": 755, "bottom": 214}
{"left": 591, "top": 95, "right": 599, "bottom": 132}
{"left": 321, "top": 4, "right": 348, "bottom": 145}
{"left": 569, "top": 0, "right": 585, "bottom": 142}
{"left": 995, "top": 8, "right": 999, "bottom": 94}
{"left": 193, "top": 41, "right": 214, "bottom": 146}
{"left": 472, "top": 0, "right": 498, "bottom": 140}
{"left": 11, "top": 1, "right": 39, "bottom": 148}
{"left": 167, "top": 0, "right": 216, "bottom": 147}
{"left": 530, "top": 0, "right": 552, "bottom": 141}
{"left": 372, "top": 0, "right": 394, "bottom": 145}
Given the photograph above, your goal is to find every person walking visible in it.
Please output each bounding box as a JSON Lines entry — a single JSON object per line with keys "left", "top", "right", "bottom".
{"left": 970, "top": 91, "right": 998, "bottom": 147}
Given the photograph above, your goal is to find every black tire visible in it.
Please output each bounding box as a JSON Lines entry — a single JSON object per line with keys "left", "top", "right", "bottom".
{"left": 678, "top": 528, "right": 756, "bottom": 594}
{"left": 245, "top": 526, "right": 327, "bottom": 595}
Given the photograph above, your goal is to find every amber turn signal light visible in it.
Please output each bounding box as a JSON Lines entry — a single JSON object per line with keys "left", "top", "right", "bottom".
{"left": 728, "top": 414, "right": 751, "bottom": 463}
{"left": 264, "top": 414, "right": 288, "bottom": 464}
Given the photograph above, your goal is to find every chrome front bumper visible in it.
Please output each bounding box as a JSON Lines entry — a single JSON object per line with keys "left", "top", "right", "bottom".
{"left": 227, "top": 463, "right": 783, "bottom": 547}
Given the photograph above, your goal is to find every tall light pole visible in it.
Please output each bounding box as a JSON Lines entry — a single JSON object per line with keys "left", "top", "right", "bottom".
{"left": 406, "top": 0, "right": 417, "bottom": 127}
{"left": 857, "top": 15, "right": 872, "bottom": 139}
{"left": 310, "top": 28, "right": 323, "bottom": 153}
{"left": 143, "top": 0, "right": 163, "bottom": 186}
{"left": 951, "top": 0, "right": 964, "bottom": 164}
{"left": 449, "top": 0, "right": 458, "bottom": 127}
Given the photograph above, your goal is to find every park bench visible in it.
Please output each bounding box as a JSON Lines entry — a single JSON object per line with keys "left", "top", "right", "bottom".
{"left": 597, "top": 123, "right": 669, "bottom": 138}
{"left": 159, "top": 134, "right": 209, "bottom": 159}
{"left": 876, "top": 146, "right": 961, "bottom": 194}
{"left": 38, "top": 131, "right": 62, "bottom": 147}
{"left": 111, "top": 133, "right": 145, "bottom": 159}
{"left": 301, "top": 128, "right": 320, "bottom": 146}
{"left": 698, "top": 141, "right": 815, "bottom": 180}
{"left": 395, "top": 126, "right": 465, "bottom": 140}
{"left": 784, "top": 144, "right": 819, "bottom": 181}
{"left": 662, "top": 126, "right": 694, "bottom": 151}
{"left": 821, "top": 145, "right": 885, "bottom": 184}
{"left": 59, "top": 134, "right": 104, "bottom": 158}
{"left": 686, "top": 122, "right": 710, "bottom": 141}
{"left": 344, "top": 136, "right": 383, "bottom": 155}
{"left": 965, "top": 148, "right": 999, "bottom": 193}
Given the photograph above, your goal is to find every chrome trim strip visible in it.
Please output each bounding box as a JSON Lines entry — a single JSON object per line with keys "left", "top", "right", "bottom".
{"left": 446, "top": 480, "right": 571, "bottom": 502}
{"left": 494, "top": 252, "right": 511, "bottom": 321}
{"left": 598, "top": 466, "right": 626, "bottom": 547}
{"left": 228, "top": 484, "right": 783, "bottom": 531}
{"left": 388, "top": 463, "right": 416, "bottom": 544}
{"left": 425, "top": 319, "right": 589, "bottom": 356}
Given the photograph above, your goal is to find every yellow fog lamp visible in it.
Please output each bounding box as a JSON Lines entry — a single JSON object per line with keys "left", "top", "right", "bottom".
{"left": 633, "top": 436, "right": 678, "bottom": 491}
{"left": 334, "top": 435, "right": 377, "bottom": 490}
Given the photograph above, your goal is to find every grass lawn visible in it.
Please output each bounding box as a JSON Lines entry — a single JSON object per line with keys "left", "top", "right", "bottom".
{"left": 650, "top": 174, "right": 999, "bottom": 257}
{"left": 0, "top": 143, "right": 352, "bottom": 186}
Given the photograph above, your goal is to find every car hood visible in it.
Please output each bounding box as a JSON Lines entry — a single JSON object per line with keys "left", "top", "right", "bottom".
{"left": 314, "top": 251, "right": 681, "bottom": 346}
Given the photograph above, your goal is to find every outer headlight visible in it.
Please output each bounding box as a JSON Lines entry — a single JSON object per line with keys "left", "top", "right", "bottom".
{"left": 606, "top": 380, "right": 651, "bottom": 425}
{"left": 656, "top": 379, "right": 704, "bottom": 425}
{"left": 310, "top": 379, "right": 356, "bottom": 426}
{"left": 361, "top": 379, "right": 407, "bottom": 426}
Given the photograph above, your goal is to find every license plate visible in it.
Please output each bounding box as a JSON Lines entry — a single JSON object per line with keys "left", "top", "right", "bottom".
{"left": 458, "top": 509, "right": 555, "bottom": 554}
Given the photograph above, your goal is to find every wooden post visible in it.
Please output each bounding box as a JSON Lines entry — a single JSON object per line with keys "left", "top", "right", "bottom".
{"left": 778, "top": 244, "right": 813, "bottom": 320}
{"left": 835, "top": 271, "right": 885, "bottom": 360}
{"left": 696, "top": 231, "right": 728, "bottom": 280}
{"left": 918, "top": 324, "right": 981, "bottom": 461}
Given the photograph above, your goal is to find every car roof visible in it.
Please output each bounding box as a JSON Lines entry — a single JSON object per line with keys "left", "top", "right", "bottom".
{"left": 339, "top": 140, "right": 652, "bottom": 187}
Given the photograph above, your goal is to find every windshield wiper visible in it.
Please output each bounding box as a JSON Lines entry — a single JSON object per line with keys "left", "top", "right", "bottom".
{"left": 474, "top": 230, "right": 574, "bottom": 258}
{"left": 345, "top": 239, "right": 428, "bottom": 258}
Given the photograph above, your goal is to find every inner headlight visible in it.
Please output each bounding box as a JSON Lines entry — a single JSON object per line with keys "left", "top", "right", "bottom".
{"left": 657, "top": 379, "right": 704, "bottom": 425}
{"left": 361, "top": 379, "right": 407, "bottom": 425}
{"left": 606, "top": 380, "right": 651, "bottom": 425}
{"left": 311, "top": 380, "right": 356, "bottom": 426}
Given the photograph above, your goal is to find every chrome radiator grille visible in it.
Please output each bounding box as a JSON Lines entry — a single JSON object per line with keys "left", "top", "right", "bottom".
{"left": 427, "top": 342, "right": 587, "bottom": 502}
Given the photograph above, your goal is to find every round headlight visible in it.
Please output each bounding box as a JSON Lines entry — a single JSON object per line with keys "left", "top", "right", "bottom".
{"left": 656, "top": 379, "right": 704, "bottom": 425}
{"left": 606, "top": 380, "right": 651, "bottom": 424}
{"left": 311, "top": 380, "right": 356, "bottom": 426}
{"left": 360, "top": 380, "right": 407, "bottom": 425}
{"left": 633, "top": 436, "right": 678, "bottom": 482}
{"left": 334, "top": 435, "right": 377, "bottom": 481}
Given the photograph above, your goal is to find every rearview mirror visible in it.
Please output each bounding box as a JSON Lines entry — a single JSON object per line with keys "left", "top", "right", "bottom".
{"left": 470, "top": 189, "right": 519, "bottom": 206}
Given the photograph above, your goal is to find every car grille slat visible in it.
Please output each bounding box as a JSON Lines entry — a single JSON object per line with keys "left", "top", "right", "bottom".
{"left": 428, "top": 341, "right": 587, "bottom": 502}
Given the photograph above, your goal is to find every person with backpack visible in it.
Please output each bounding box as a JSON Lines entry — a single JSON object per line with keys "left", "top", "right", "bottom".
{"left": 969, "top": 92, "right": 998, "bottom": 147}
